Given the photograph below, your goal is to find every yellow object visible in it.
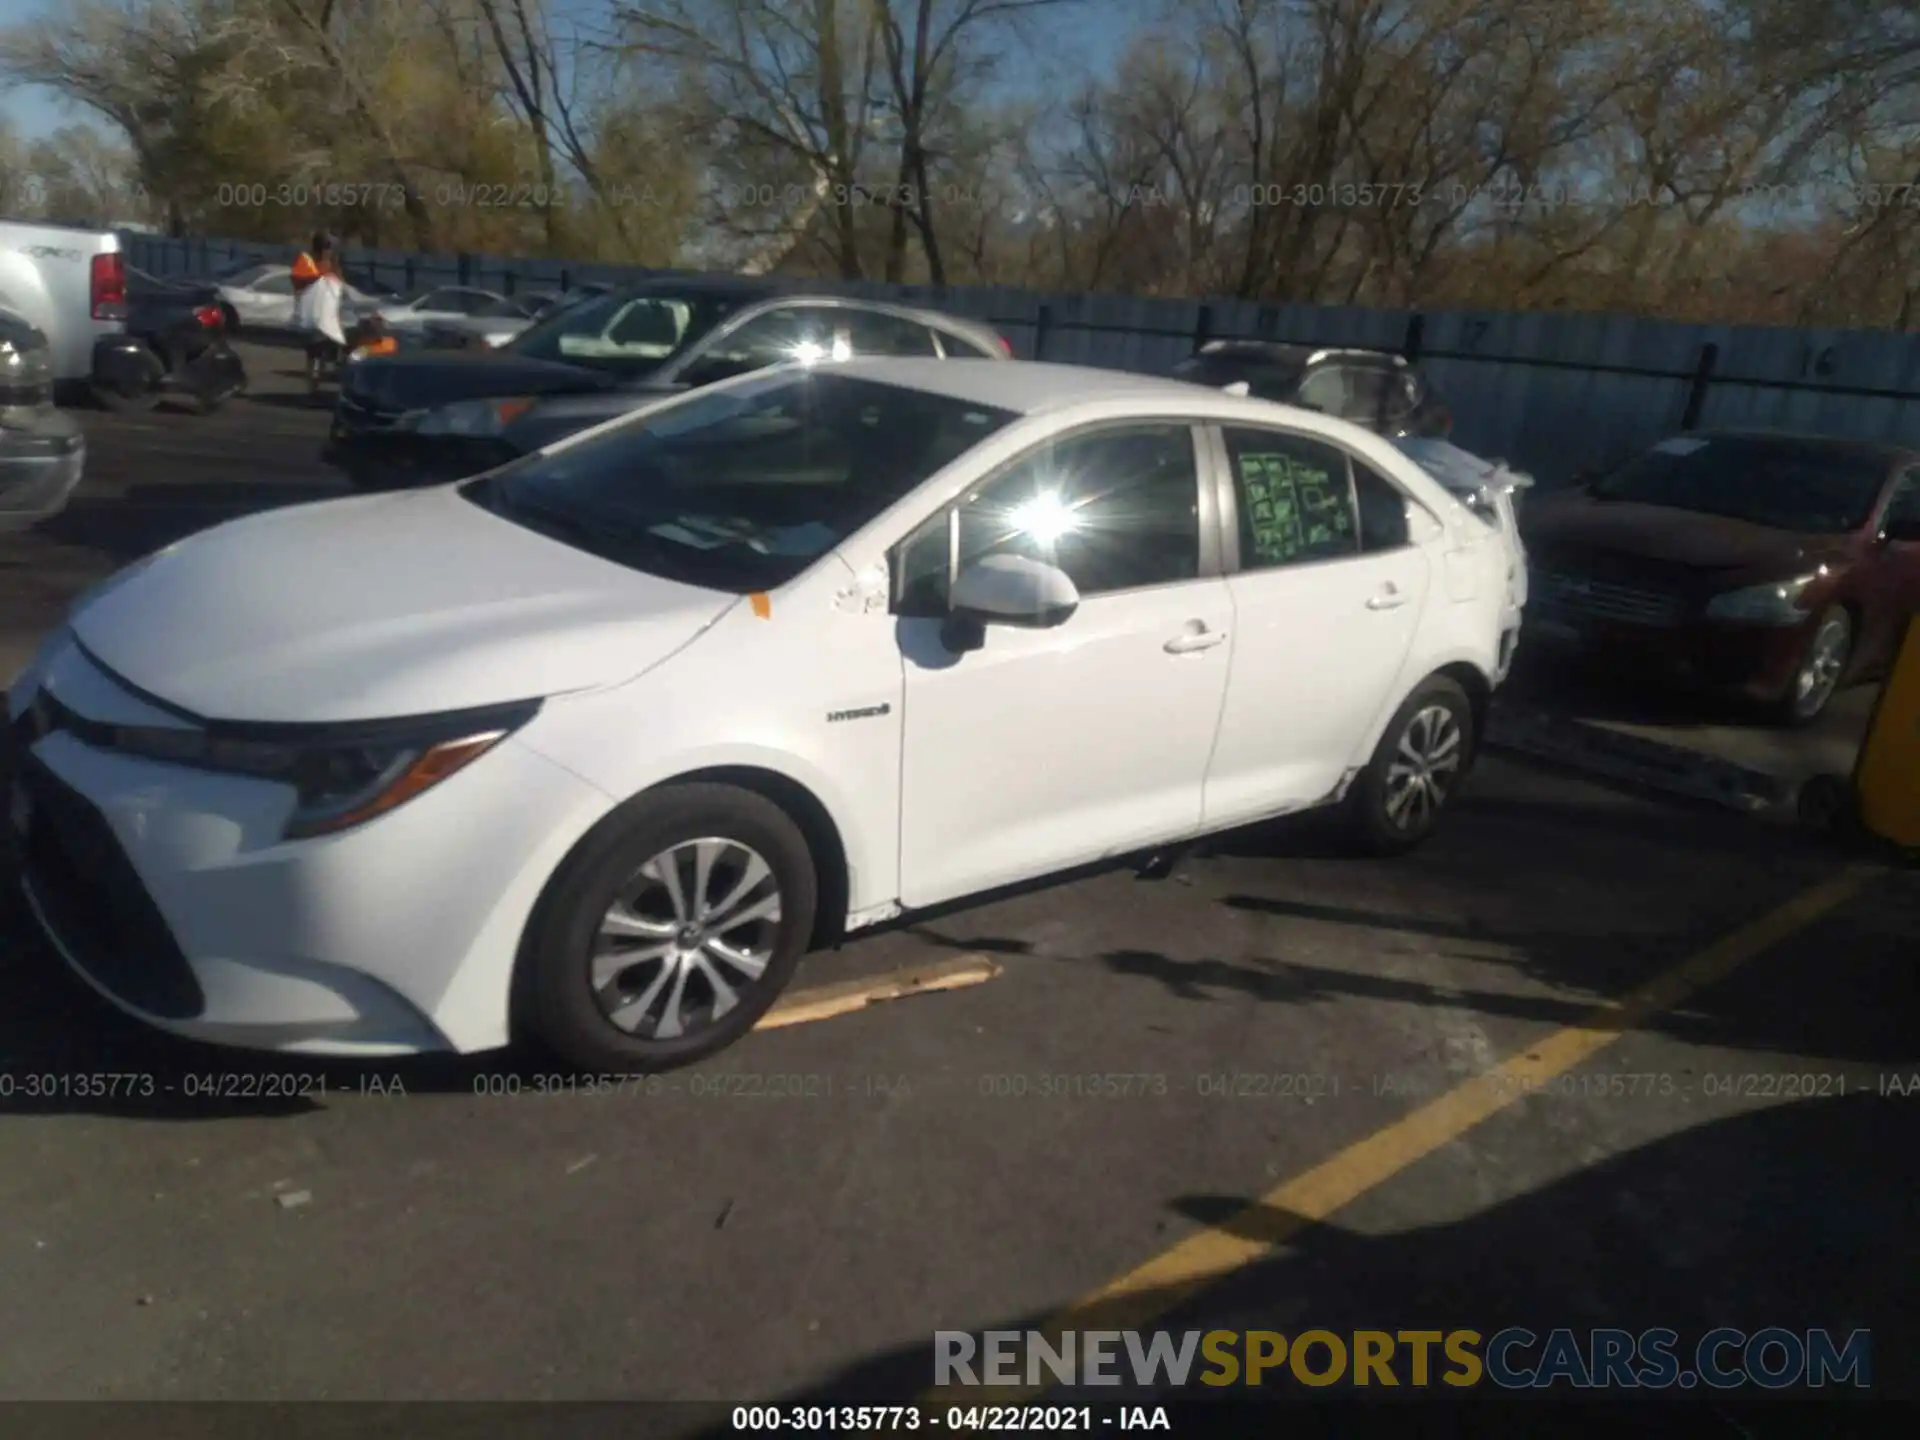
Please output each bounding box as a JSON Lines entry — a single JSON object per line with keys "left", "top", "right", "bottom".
{"left": 1855, "top": 614, "right": 1920, "bottom": 849}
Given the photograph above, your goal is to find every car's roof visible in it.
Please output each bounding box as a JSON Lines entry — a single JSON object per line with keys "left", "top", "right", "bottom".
{"left": 820, "top": 357, "right": 1291, "bottom": 415}
{"left": 622, "top": 274, "right": 786, "bottom": 302}
{"left": 1682, "top": 429, "right": 1917, "bottom": 463}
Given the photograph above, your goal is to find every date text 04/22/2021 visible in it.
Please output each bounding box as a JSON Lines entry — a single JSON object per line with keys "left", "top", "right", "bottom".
{"left": 0, "top": 1072, "right": 406, "bottom": 1102}
{"left": 730, "top": 1406, "right": 1171, "bottom": 1432}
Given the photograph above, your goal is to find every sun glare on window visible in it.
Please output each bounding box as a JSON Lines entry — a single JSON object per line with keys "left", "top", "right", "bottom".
{"left": 1008, "top": 491, "right": 1082, "bottom": 547}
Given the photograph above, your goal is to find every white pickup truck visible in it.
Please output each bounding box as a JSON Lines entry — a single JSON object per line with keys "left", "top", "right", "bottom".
{"left": 0, "top": 220, "right": 128, "bottom": 387}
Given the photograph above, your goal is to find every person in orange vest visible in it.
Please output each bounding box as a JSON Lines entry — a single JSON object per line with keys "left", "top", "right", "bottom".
{"left": 294, "top": 233, "right": 348, "bottom": 392}
{"left": 290, "top": 233, "right": 324, "bottom": 294}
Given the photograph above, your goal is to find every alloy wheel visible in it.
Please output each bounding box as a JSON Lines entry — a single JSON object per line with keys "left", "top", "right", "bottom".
{"left": 1792, "top": 614, "right": 1850, "bottom": 720}
{"left": 590, "top": 838, "right": 784, "bottom": 1041}
{"left": 1383, "top": 704, "right": 1464, "bottom": 832}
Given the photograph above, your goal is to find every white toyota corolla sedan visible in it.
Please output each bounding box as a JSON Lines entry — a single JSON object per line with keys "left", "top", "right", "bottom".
{"left": 4, "top": 359, "right": 1519, "bottom": 1071}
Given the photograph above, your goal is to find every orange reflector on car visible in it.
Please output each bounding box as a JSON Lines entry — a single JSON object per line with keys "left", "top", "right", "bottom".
{"left": 750, "top": 593, "right": 772, "bottom": 619}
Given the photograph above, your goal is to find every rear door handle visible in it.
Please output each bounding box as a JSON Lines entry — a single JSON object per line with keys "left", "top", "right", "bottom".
{"left": 1367, "top": 586, "right": 1409, "bottom": 611}
{"left": 1165, "top": 626, "right": 1228, "bottom": 654}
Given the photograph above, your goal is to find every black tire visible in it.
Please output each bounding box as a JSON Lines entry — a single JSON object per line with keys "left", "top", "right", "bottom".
{"left": 1344, "top": 675, "right": 1476, "bottom": 857}
{"left": 1772, "top": 606, "right": 1852, "bottom": 728}
{"left": 89, "top": 379, "right": 162, "bottom": 413}
{"left": 518, "top": 782, "right": 818, "bottom": 1073}
{"left": 1795, "top": 774, "right": 1852, "bottom": 835}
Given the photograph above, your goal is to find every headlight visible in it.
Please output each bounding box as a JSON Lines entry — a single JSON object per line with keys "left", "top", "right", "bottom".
{"left": 413, "top": 396, "right": 539, "bottom": 437}
{"left": 1704, "top": 571, "right": 1822, "bottom": 624}
{"left": 106, "top": 699, "right": 541, "bottom": 840}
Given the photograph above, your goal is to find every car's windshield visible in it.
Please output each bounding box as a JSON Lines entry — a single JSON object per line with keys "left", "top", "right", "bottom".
{"left": 464, "top": 370, "right": 1018, "bottom": 591}
{"left": 1591, "top": 436, "right": 1887, "bottom": 534}
{"left": 505, "top": 290, "right": 738, "bottom": 376}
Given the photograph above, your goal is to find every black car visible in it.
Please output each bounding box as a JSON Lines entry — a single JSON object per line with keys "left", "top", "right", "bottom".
{"left": 1171, "top": 341, "right": 1452, "bottom": 439}
{"left": 322, "top": 275, "right": 1012, "bottom": 490}
{"left": 90, "top": 266, "right": 246, "bottom": 413}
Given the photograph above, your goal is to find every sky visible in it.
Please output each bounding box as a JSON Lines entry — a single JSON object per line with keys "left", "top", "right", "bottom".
{"left": 0, "top": 0, "right": 73, "bottom": 141}
{"left": 1, "top": 0, "right": 1147, "bottom": 149}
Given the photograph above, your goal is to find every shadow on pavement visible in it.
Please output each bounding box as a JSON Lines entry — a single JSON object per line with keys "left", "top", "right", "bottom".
{"left": 1504, "top": 650, "right": 1768, "bottom": 730}
{"left": 725, "top": 1091, "right": 1912, "bottom": 1422}
{"left": 243, "top": 392, "right": 338, "bottom": 411}
{"left": 904, "top": 782, "right": 1913, "bottom": 1070}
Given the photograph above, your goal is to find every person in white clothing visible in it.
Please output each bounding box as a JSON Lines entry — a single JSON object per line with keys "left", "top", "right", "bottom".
{"left": 294, "top": 233, "right": 348, "bottom": 394}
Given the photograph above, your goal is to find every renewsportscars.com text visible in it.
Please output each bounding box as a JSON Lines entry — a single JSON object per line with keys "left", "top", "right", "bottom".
{"left": 934, "top": 1326, "right": 1872, "bottom": 1390}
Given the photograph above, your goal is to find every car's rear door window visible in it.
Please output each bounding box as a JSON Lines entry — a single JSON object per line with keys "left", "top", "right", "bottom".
{"left": 1221, "top": 427, "right": 1359, "bottom": 569}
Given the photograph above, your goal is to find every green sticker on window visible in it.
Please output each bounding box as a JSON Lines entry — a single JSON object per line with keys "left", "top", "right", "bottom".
{"left": 1239, "top": 452, "right": 1351, "bottom": 564}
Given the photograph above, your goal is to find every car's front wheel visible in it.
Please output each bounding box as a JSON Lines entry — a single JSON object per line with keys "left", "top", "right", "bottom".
{"left": 1774, "top": 606, "right": 1852, "bottom": 727}
{"left": 1345, "top": 676, "right": 1475, "bottom": 856}
{"left": 520, "top": 783, "right": 818, "bottom": 1073}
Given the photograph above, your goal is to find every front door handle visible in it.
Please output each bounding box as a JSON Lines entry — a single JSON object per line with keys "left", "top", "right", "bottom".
{"left": 1367, "top": 585, "right": 1409, "bottom": 611}
{"left": 1165, "top": 625, "right": 1228, "bottom": 654}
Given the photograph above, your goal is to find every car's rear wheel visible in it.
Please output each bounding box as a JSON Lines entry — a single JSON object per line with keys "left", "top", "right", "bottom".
{"left": 520, "top": 783, "right": 817, "bottom": 1073}
{"left": 1774, "top": 606, "right": 1852, "bottom": 727}
{"left": 1344, "top": 676, "right": 1475, "bottom": 856}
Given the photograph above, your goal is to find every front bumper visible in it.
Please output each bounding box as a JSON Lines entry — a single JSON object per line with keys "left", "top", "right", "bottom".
{"left": 0, "top": 412, "right": 85, "bottom": 532}
{"left": 4, "top": 637, "right": 612, "bottom": 1056}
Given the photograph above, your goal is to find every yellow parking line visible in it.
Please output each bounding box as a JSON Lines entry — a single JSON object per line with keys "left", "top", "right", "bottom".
{"left": 756, "top": 954, "right": 1002, "bottom": 1031}
{"left": 922, "top": 862, "right": 1880, "bottom": 1407}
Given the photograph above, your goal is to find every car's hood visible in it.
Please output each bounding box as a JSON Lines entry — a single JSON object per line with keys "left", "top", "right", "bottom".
{"left": 1522, "top": 491, "right": 1850, "bottom": 575}
{"left": 342, "top": 351, "right": 616, "bottom": 412}
{"left": 69, "top": 486, "right": 737, "bottom": 724}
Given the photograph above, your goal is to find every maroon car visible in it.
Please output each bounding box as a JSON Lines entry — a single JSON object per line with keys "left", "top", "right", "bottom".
{"left": 1521, "top": 430, "right": 1920, "bottom": 725}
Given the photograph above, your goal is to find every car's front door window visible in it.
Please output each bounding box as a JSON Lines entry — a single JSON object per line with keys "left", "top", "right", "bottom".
{"left": 896, "top": 422, "right": 1203, "bottom": 613}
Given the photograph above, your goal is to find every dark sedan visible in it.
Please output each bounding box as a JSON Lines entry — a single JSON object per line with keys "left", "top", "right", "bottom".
{"left": 90, "top": 267, "right": 246, "bottom": 413}
{"left": 1170, "top": 341, "right": 1453, "bottom": 439}
{"left": 322, "top": 276, "right": 1011, "bottom": 490}
{"left": 1521, "top": 431, "right": 1920, "bottom": 724}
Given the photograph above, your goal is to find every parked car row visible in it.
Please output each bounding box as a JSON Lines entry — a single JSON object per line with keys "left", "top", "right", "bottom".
{"left": 321, "top": 275, "right": 1015, "bottom": 489}
{"left": 8, "top": 220, "right": 1918, "bottom": 732}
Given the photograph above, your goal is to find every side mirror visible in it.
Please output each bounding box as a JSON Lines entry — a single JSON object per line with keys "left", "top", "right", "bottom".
{"left": 939, "top": 554, "right": 1080, "bottom": 653}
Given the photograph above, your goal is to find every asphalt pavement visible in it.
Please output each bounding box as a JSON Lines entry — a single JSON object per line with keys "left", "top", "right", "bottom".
{"left": 0, "top": 350, "right": 1915, "bottom": 1418}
